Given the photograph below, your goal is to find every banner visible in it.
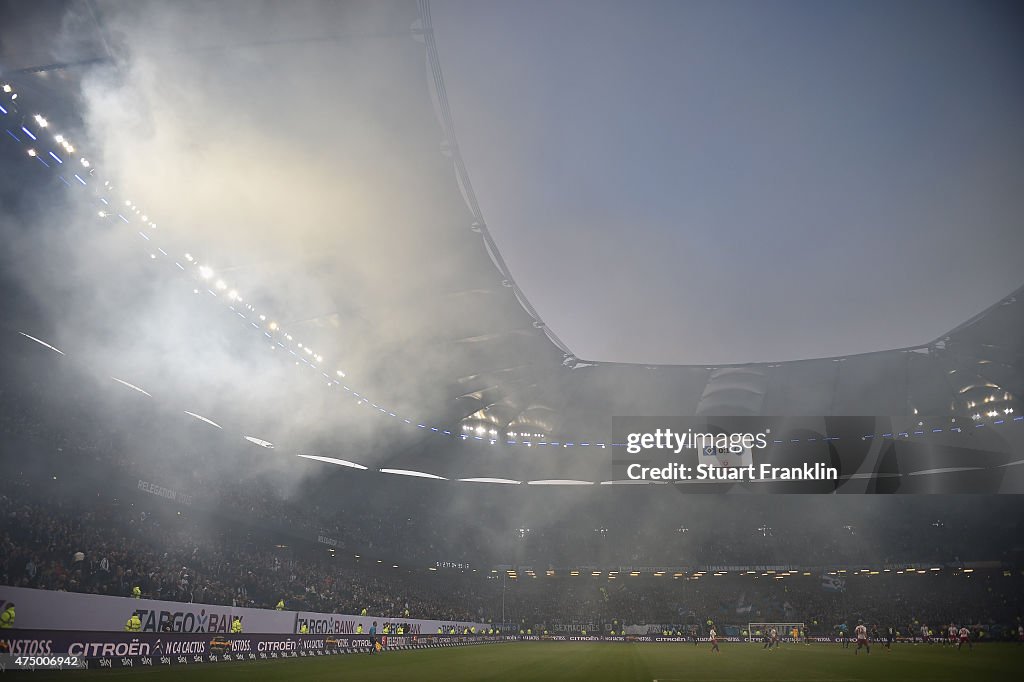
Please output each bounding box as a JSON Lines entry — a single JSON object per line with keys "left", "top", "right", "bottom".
{"left": 0, "top": 630, "right": 497, "bottom": 670}
{"left": 315, "top": 535, "right": 339, "bottom": 548}
{"left": 0, "top": 630, "right": 770, "bottom": 670}
{"left": 136, "top": 479, "right": 193, "bottom": 506}
{"left": 0, "top": 586, "right": 489, "bottom": 635}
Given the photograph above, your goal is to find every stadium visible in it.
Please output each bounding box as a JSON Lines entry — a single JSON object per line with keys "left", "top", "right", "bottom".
{"left": 0, "top": 1, "right": 1022, "bottom": 680}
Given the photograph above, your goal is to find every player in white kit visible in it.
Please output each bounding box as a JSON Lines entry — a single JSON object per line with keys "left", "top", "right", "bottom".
{"left": 854, "top": 623, "right": 869, "bottom": 655}
{"left": 958, "top": 626, "right": 971, "bottom": 651}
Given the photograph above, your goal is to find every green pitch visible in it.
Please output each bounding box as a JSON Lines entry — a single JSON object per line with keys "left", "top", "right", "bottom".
{"left": 28, "top": 642, "right": 1023, "bottom": 681}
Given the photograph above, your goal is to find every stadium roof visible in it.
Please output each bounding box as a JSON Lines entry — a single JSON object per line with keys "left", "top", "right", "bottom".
{"left": 0, "top": 0, "right": 1020, "bottom": 454}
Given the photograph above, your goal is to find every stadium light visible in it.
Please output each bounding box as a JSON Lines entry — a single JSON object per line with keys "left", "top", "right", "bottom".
{"left": 18, "top": 332, "right": 65, "bottom": 356}
{"left": 183, "top": 411, "right": 222, "bottom": 429}
{"left": 379, "top": 468, "right": 446, "bottom": 480}
{"left": 296, "top": 454, "right": 365, "bottom": 470}
{"left": 112, "top": 377, "right": 152, "bottom": 397}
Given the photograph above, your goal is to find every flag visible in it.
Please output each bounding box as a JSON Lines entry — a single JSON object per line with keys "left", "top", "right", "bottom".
{"left": 736, "top": 592, "right": 752, "bottom": 614}
{"left": 821, "top": 575, "right": 846, "bottom": 592}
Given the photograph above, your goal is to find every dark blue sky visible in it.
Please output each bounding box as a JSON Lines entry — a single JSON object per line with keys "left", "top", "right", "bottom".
{"left": 432, "top": 0, "right": 1024, "bottom": 364}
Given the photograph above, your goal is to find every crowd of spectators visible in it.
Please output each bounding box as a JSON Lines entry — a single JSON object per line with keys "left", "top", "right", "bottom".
{"left": 3, "top": 476, "right": 1022, "bottom": 638}
{"left": 0, "top": 480, "right": 483, "bottom": 622}
{"left": 497, "top": 568, "right": 1023, "bottom": 638}
{"left": 2, "top": 366, "right": 1022, "bottom": 637}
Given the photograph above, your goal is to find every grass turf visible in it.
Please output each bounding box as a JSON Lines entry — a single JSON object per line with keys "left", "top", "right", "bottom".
{"left": 27, "top": 642, "right": 1024, "bottom": 681}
